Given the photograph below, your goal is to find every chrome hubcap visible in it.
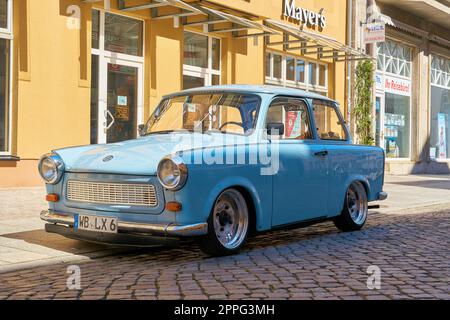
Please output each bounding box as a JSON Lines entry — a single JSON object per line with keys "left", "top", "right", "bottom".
{"left": 347, "top": 182, "right": 368, "bottom": 225}
{"left": 213, "top": 190, "right": 248, "bottom": 250}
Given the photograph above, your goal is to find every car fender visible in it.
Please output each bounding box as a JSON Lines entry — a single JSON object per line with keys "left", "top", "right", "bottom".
{"left": 201, "top": 176, "right": 269, "bottom": 232}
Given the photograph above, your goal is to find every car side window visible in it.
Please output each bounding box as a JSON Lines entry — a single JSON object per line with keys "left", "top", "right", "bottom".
{"left": 266, "top": 98, "right": 313, "bottom": 140}
{"left": 312, "top": 100, "right": 348, "bottom": 141}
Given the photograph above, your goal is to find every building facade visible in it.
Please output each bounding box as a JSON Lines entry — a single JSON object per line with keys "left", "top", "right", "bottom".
{"left": 1, "top": 0, "right": 365, "bottom": 187}
{"left": 354, "top": 0, "right": 450, "bottom": 174}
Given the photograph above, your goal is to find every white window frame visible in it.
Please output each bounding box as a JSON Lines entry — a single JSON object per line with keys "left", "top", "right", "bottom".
{"left": 375, "top": 39, "right": 413, "bottom": 160}
{"left": 265, "top": 51, "right": 328, "bottom": 95}
{"left": 429, "top": 54, "right": 450, "bottom": 161}
{"left": 91, "top": 9, "right": 145, "bottom": 144}
{"left": 183, "top": 30, "right": 221, "bottom": 87}
{"left": 0, "top": 0, "right": 13, "bottom": 156}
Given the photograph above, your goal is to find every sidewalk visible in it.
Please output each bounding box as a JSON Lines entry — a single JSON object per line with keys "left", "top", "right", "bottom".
{"left": 0, "top": 174, "right": 449, "bottom": 273}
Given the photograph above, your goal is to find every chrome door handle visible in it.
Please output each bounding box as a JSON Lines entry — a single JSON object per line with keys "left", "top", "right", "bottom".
{"left": 104, "top": 110, "right": 115, "bottom": 133}
{"left": 314, "top": 150, "right": 328, "bottom": 157}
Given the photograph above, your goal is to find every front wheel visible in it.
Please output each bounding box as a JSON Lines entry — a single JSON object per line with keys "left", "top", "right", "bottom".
{"left": 334, "top": 181, "right": 368, "bottom": 232}
{"left": 199, "top": 189, "right": 249, "bottom": 256}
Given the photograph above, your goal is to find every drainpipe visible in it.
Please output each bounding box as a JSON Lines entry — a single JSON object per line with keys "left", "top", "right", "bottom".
{"left": 347, "top": 0, "right": 353, "bottom": 131}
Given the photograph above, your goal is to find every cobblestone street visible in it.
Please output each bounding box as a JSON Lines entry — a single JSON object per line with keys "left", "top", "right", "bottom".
{"left": 1, "top": 209, "right": 449, "bottom": 300}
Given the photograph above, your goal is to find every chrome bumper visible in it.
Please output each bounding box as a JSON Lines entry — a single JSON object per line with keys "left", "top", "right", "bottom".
{"left": 40, "top": 210, "right": 208, "bottom": 237}
{"left": 377, "top": 192, "right": 388, "bottom": 201}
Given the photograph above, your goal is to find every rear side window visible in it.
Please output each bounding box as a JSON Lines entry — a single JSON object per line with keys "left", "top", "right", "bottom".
{"left": 266, "top": 98, "right": 314, "bottom": 140}
{"left": 313, "top": 100, "right": 348, "bottom": 141}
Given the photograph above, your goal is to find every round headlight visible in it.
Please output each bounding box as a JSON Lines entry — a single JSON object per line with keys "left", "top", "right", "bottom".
{"left": 38, "top": 153, "right": 65, "bottom": 184}
{"left": 157, "top": 156, "right": 188, "bottom": 190}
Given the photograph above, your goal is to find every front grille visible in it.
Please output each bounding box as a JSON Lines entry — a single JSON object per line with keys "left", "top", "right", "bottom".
{"left": 67, "top": 180, "right": 158, "bottom": 207}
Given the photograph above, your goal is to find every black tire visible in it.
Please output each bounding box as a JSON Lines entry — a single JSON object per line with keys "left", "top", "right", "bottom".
{"left": 334, "top": 181, "right": 368, "bottom": 232}
{"left": 199, "top": 189, "right": 250, "bottom": 257}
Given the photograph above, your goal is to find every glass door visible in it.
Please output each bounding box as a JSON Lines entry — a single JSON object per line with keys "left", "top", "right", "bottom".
{"left": 98, "top": 58, "right": 143, "bottom": 144}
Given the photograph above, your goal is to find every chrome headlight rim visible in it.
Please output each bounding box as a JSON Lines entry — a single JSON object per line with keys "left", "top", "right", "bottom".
{"left": 38, "top": 152, "right": 65, "bottom": 184}
{"left": 157, "top": 155, "right": 188, "bottom": 191}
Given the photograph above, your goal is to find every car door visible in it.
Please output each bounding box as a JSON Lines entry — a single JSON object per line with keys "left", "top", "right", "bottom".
{"left": 311, "top": 99, "right": 352, "bottom": 216}
{"left": 269, "top": 97, "right": 329, "bottom": 227}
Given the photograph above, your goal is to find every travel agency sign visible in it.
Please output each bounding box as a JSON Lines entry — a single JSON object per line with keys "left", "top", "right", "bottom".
{"left": 283, "top": 0, "right": 327, "bottom": 28}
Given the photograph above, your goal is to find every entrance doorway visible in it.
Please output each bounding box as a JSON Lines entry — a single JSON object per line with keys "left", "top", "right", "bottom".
{"left": 90, "top": 9, "right": 144, "bottom": 144}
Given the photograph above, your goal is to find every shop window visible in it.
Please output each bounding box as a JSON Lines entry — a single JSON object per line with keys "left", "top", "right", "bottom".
{"left": 430, "top": 55, "right": 450, "bottom": 160}
{"left": 265, "top": 51, "right": 328, "bottom": 96}
{"left": 384, "top": 93, "right": 410, "bottom": 158}
{"left": 313, "top": 101, "right": 348, "bottom": 141}
{"left": 104, "top": 13, "right": 143, "bottom": 57}
{"left": 375, "top": 39, "right": 412, "bottom": 159}
{"left": 0, "top": 0, "right": 11, "bottom": 154}
{"left": 377, "top": 40, "right": 412, "bottom": 78}
{"left": 183, "top": 31, "right": 221, "bottom": 89}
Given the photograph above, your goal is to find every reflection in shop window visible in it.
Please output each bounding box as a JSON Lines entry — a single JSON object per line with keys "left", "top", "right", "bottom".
{"left": 104, "top": 12, "right": 143, "bottom": 57}
{"left": 0, "top": 0, "right": 7, "bottom": 29}
{"left": 264, "top": 52, "right": 327, "bottom": 95}
{"left": 309, "top": 63, "right": 317, "bottom": 86}
{"left": 296, "top": 59, "right": 305, "bottom": 83}
{"left": 212, "top": 38, "right": 221, "bottom": 71}
{"left": 183, "top": 32, "right": 221, "bottom": 89}
{"left": 430, "top": 55, "right": 450, "bottom": 160}
{"left": 286, "top": 57, "right": 295, "bottom": 82}
{"left": 319, "top": 65, "right": 326, "bottom": 87}
{"left": 184, "top": 32, "right": 208, "bottom": 69}
{"left": 273, "top": 54, "right": 282, "bottom": 79}
{"left": 265, "top": 52, "right": 271, "bottom": 78}
{"left": 183, "top": 75, "right": 205, "bottom": 90}
{"left": 92, "top": 9, "right": 100, "bottom": 50}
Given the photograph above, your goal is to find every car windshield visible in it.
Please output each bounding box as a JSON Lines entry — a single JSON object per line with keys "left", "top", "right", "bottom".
{"left": 144, "top": 93, "right": 261, "bottom": 136}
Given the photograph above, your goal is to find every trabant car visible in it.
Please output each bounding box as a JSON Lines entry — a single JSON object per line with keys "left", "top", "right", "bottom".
{"left": 39, "top": 85, "right": 387, "bottom": 256}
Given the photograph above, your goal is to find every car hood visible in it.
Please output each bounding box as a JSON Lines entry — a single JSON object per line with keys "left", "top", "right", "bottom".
{"left": 55, "top": 133, "right": 250, "bottom": 176}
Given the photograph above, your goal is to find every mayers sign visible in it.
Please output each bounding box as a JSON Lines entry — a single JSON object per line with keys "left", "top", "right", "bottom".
{"left": 283, "top": 0, "right": 327, "bottom": 28}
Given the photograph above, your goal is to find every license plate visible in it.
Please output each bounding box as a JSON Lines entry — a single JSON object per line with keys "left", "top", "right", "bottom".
{"left": 74, "top": 214, "right": 118, "bottom": 234}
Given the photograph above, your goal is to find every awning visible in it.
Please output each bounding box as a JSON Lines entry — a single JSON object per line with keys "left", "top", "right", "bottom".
{"left": 265, "top": 19, "right": 371, "bottom": 62}
{"left": 118, "top": 0, "right": 203, "bottom": 20}
{"left": 117, "top": 0, "right": 278, "bottom": 37}
{"left": 188, "top": 6, "right": 278, "bottom": 38}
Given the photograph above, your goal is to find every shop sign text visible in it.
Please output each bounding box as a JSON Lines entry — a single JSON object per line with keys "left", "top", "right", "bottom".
{"left": 283, "top": 0, "right": 327, "bottom": 29}
{"left": 384, "top": 75, "right": 411, "bottom": 96}
{"left": 364, "top": 22, "right": 385, "bottom": 44}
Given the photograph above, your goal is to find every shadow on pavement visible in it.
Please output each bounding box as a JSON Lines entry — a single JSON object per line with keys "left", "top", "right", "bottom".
{"left": 387, "top": 179, "right": 450, "bottom": 190}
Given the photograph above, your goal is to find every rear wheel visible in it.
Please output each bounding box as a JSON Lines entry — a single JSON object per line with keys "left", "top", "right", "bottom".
{"left": 334, "top": 181, "right": 368, "bottom": 232}
{"left": 199, "top": 189, "right": 249, "bottom": 256}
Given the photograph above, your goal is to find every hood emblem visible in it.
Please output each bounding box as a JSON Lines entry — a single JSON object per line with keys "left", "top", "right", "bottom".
{"left": 103, "top": 155, "right": 114, "bottom": 162}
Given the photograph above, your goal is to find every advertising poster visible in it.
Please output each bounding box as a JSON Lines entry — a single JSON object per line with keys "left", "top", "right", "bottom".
{"left": 437, "top": 113, "right": 447, "bottom": 159}
{"left": 285, "top": 111, "right": 302, "bottom": 138}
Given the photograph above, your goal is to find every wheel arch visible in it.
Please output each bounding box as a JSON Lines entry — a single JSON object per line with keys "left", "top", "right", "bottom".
{"left": 202, "top": 177, "right": 267, "bottom": 233}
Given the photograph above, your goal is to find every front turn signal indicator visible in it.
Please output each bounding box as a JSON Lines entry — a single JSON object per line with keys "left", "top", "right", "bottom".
{"left": 165, "top": 202, "right": 182, "bottom": 212}
{"left": 46, "top": 194, "right": 60, "bottom": 203}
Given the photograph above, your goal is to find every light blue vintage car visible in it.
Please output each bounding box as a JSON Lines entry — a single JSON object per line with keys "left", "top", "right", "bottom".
{"left": 39, "top": 85, "right": 387, "bottom": 256}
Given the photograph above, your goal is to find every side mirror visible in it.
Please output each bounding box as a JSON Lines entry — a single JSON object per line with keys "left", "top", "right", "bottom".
{"left": 138, "top": 124, "right": 146, "bottom": 137}
{"left": 266, "top": 122, "right": 285, "bottom": 138}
